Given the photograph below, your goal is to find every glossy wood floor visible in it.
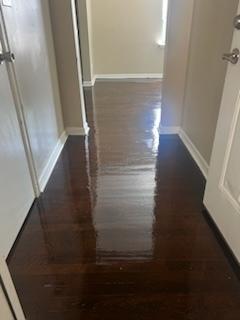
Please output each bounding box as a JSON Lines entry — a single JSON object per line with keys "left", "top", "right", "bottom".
{"left": 8, "top": 80, "right": 240, "bottom": 319}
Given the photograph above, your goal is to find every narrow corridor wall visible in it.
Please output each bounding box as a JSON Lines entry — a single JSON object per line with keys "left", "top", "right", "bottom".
{"left": 49, "top": 0, "right": 86, "bottom": 130}
{"left": 161, "top": 0, "right": 195, "bottom": 127}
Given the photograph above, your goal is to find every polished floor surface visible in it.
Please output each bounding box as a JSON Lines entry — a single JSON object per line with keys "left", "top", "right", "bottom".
{"left": 8, "top": 80, "right": 240, "bottom": 319}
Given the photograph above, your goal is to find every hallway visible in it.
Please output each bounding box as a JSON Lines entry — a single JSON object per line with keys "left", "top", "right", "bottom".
{"left": 8, "top": 81, "right": 240, "bottom": 319}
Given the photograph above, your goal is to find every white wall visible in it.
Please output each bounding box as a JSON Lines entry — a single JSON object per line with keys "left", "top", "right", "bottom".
{"left": 90, "top": 0, "right": 165, "bottom": 76}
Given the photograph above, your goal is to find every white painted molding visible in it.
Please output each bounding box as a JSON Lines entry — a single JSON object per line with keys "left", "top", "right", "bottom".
{"left": 0, "top": 259, "right": 26, "bottom": 320}
{"left": 83, "top": 76, "right": 96, "bottom": 87}
{"left": 159, "top": 125, "right": 180, "bottom": 135}
{"left": 83, "top": 74, "right": 163, "bottom": 86}
{"left": 38, "top": 125, "right": 90, "bottom": 192}
{"left": 83, "top": 80, "right": 94, "bottom": 87}
{"left": 39, "top": 131, "right": 67, "bottom": 192}
{"left": 179, "top": 129, "right": 209, "bottom": 179}
{"left": 66, "top": 126, "right": 90, "bottom": 136}
{"left": 95, "top": 74, "right": 163, "bottom": 80}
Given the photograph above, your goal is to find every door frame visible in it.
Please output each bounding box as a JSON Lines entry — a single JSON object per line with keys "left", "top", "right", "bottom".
{"left": 0, "top": 5, "right": 40, "bottom": 197}
{"left": 70, "top": 0, "right": 89, "bottom": 135}
{"left": 0, "top": 258, "right": 26, "bottom": 320}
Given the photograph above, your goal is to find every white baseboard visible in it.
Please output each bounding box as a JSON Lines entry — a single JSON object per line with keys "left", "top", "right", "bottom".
{"left": 82, "top": 74, "right": 163, "bottom": 86}
{"left": 178, "top": 129, "right": 209, "bottom": 179}
{"left": 95, "top": 73, "right": 163, "bottom": 80}
{"left": 159, "top": 125, "right": 180, "bottom": 135}
{"left": 39, "top": 131, "right": 68, "bottom": 192}
{"left": 66, "top": 125, "right": 90, "bottom": 136}
{"left": 38, "top": 125, "right": 90, "bottom": 192}
{"left": 83, "top": 76, "right": 96, "bottom": 87}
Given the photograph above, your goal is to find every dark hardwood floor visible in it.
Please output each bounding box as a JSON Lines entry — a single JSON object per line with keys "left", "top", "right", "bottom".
{"left": 8, "top": 80, "right": 240, "bottom": 319}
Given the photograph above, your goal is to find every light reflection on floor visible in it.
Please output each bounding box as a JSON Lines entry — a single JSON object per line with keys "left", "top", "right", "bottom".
{"left": 88, "top": 81, "right": 162, "bottom": 261}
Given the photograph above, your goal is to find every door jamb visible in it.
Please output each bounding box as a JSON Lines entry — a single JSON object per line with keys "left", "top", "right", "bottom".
{"left": 70, "top": 0, "right": 89, "bottom": 135}
{"left": 0, "top": 6, "right": 41, "bottom": 197}
{"left": 0, "top": 258, "right": 26, "bottom": 320}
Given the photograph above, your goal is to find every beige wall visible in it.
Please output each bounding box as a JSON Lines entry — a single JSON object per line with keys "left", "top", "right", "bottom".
{"left": 90, "top": 0, "right": 165, "bottom": 75}
{"left": 161, "top": 0, "right": 195, "bottom": 127}
{"left": 49, "top": 0, "right": 85, "bottom": 129}
{"left": 42, "top": 0, "right": 64, "bottom": 137}
{"left": 182, "top": 0, "right": 238, "bottom": 163}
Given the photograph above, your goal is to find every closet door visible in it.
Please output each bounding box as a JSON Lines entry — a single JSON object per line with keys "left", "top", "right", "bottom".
{"left": 0, "top": 27, "right": 35, "bottom": 259}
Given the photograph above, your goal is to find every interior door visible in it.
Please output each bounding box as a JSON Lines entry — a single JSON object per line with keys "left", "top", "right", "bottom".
{"left": 1, "top": 0, "right": 60, "bottom": 181}
{"left": 0, "top": 24, "right": 35, "bottom": 259}
{"left": 204, "top": 1, "right": 240, "bottom": 262}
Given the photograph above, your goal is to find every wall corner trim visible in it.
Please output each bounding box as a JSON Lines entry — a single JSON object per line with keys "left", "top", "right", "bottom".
{"left": 178, "top": 129, "right": 209, "bottom": 179}
{"left": 39, "top": 131, "right": 68, "bottom": 192}
{"left": 159, "top": 125, "right": 180, "bottom": 135}
{"left": 38, "top": 125, "right": 90, "bottom": 193}
{"left": 66, "top": 126, "right": 90, "bottom": 136}
{"left": 83, "top": 76, "right": 96, "bottom": 87}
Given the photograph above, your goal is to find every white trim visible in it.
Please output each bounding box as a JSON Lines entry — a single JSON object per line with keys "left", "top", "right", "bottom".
{"left": 33, "top": 125, "right": 90, "bottom": 193}
{"left": 0, "top": 259, "right": 26, "bottom": 320}
{"left": 83, "top": 75, "right": 96, "bottom": 87}
{"left": 179, "top": 129, "right": 209, "bottom": 179}
{"left": 2, "top": 0, "right": 13, "bottom": 7}
{"left": 219, "top": 90, "right": 240, "bottom": 189}
{"left": 83, "top": 74, "right": 163, "bottom": 86}
{"left": 39, "top": 131, "right": 67, "bottom": 192}
{"left": 95, "top": 74, "right": 163, "bottom": 80}
{"left": 70, "top": 0, "right": 89, "bottom": 135}
{"left": 159, "top": 125, "right": 180, "bottom": 135}
{"left": 66, "top": 126, "right": 90, "bottom": 136}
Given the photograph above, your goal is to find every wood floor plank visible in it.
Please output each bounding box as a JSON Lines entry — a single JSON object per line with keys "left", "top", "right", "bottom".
{"left": 8, "top": 80, "right": 240, "bottom": 319}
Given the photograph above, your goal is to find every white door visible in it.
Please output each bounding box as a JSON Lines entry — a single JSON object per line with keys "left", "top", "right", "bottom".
{"left": 204, "top": 1, "right": 240, "bottom": 262}
{"left": 1, "top": 0, "right": 61, "bottom": 183}
{"left": 0, "top": 24, "right": 35, "bottom": 258}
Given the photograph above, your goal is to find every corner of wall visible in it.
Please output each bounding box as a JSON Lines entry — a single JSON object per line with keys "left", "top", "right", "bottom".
{"left": 41, "top": 0, "right": 65, "bottom": 137}
{"left": 179, "top": 128, "right": 209, "bottom": 179}
{"left": 161, "top": 0, "right": 195, "bottom": 129}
